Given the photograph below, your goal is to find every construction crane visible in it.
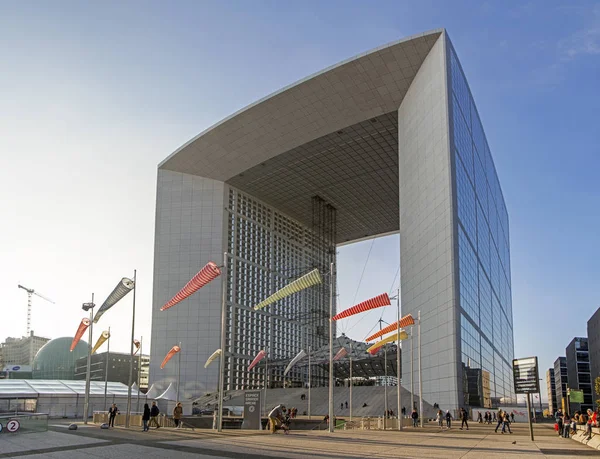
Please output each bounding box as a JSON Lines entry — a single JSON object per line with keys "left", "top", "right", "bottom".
{"left": 17, "top": 284, "right": 55, "bottom": 336}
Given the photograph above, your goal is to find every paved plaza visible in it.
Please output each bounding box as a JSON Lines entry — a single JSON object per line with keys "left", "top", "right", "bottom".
{"left": 0, "top": 421, "right": 598, "bottom": 458}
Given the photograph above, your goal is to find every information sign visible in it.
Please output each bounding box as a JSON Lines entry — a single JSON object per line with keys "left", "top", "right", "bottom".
{"left": 242, "top": 390, "right": 262, "bottom": 430}
{"left": 513, "top": 357, "right": 540, "bottom": 394}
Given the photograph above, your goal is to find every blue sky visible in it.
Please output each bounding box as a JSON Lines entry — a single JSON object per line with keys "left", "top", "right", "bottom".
{"left": 1, "top": 1, "right": 599, "bottom": 400}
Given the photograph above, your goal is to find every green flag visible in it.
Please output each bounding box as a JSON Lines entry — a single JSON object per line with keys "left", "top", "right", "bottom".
{"left": 569, "top": 389, "right": 584, "bottom": 403}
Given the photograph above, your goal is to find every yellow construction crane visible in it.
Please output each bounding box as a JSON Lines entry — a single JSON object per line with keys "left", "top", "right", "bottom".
{"left": 17, "top": 284, "right": 55, "bottom": 336}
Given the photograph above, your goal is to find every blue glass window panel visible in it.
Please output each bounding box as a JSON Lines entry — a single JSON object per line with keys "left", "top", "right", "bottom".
{"left": 493, "top": 295, "right": 503, "bottom": 350}
{"left": 477, "top": 203, "right": 491, "bottom": 276}
{"left": 452, "top": 98, "right": 474, "bottom": 178}
{"left": 474, "top": 152, "right": 488, "bottom": 215}
{"left": 459, "top": 228, "right": 480, "bottom": 325}
{"left": 471, "top": 102, "right": 486, "bottom": 162}
{"left": 461, "top": 314, "right": 481, "bottom": 368}
{"left": 449, "top": 48, "right": 471, "bottom": 128}
{"left": 456, "top": 157, "right": 476, "bottom": 242}
{"left": 491, "top": 246, "right": 501, "bottom": 300}
{"left": 478, "top": 264, "right": 493, "bottom": 341}
{"left": 489, "top": 205, "right": 500, "bottom": 250}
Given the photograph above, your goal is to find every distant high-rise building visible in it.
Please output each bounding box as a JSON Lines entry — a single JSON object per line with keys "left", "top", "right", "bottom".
{"left": 587, "top": 307, "right": 600, "bottom": 407}
{"left": 554, "top": 357, "right": 568, "bottom": 412}
{"left": 547, "top": 368, "right": 557, "bottom": 415}
{"left": 0, "top": 332, "right": 50, "bottom": 366}
{"left": 74, "top": 352, "right": 149, "bottom": 390}
{"left": 566, "top": 337, "right": 593, "bottom": 412}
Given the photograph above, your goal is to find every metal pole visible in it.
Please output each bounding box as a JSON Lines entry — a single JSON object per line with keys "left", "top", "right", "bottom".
{"left": 418, "top": 310, "right": 423, "bottom": 427}
{"left": 177, "top": 341, "right": 182, "bottom": 402}
{"left": 308, "top": 346, "right": 311, "bottom": 420}
{"left": 410, "top": 327, "right": 414, "bottom": 410}
{"left": 217, "top": 252, "right": 228, "bottom": 432}
{"left": 104, "top": 326, "right": 110, "bottom": 411}
{"left": 136, "top": 336, "right": 142, "bottom": 414}
{"left": 349, "top": 354, "right": 353, "bottom": 421}
{"left": 328, "top": 262, "right": 334, "bottom": 433}
{"left": 83, "top": 293, "right": 94, "bottom": 424}
{"left": 526, "top": 393, "right": 534, "bottom": 441}
{"left": 126, "top": 269, "right": 137, "bottom": 427}
{"left": 384, "top": 344, "right": 388, "bottom": 429}
{"left": 264, "top": 356, "right": 268, "bottom": 417}
{"left": 396, "top": 289, "right": 402, "bottom": 431}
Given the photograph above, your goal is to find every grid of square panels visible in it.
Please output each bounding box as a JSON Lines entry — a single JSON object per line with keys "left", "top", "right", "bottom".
{"left": 225, "top": 189, "right": 331, "bottom": 390}
{"left": 227, "top": 113, "right": 400, "bottom": 244}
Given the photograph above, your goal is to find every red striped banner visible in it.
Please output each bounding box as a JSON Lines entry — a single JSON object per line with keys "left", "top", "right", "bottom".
{"left": 331, "top": 293, "right": 391, "bottom": 321}
{"left": 161, "top": 262, "right": 221, "bottom": 311}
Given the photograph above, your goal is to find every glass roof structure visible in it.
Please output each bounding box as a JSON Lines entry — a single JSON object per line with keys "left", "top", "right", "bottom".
{"left": 265, "top": 334, "right": 401, "bottom": 379}
{"left": 0, "top": 380, "right": 137, "bottom": 398}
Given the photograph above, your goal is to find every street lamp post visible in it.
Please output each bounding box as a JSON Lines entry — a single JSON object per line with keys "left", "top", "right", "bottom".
{"left": 82, "top": 296, "right": 95, "bottom": 425}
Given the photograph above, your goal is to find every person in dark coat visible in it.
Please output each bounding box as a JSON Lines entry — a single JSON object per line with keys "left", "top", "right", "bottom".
{"left": 460, "top": 408, "right": 469, "bottom": 430}
{"left": 149, "top": 401, "right": 160, "bottom": 429}
{"left": 142, "top": 403, "right": 151, "bottom": 431}
{"left": 108, "top": 404, "right": 119, "bottom": 428}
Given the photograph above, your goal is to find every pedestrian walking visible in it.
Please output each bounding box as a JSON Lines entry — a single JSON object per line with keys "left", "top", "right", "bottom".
{"left": 563, "top": 412, "right": 571, "bottom": 438}
{"left": 494, "top": 409, "right": 504, "bottom": 433}
{"left": 173, "top": 402, "right": 183, "bottom": 428}
{"left": 477, "top": 411, "right": 483, "bottom": 423}
{"left": 108, "top": 403, "right": 119, "bottom": 428}
{"left": 510, "top": 412, "right": 515, "bottom": 423}
{"left": 148, "top": 401, "right": 160, "bottom": 429}
{"left": 411, "top": 408, "right": 419, "bottom": 427}
{"left": 436, "top": 409, "right": 444, "bottom": 429}
{"left": 501, "top": 412, "right": 512, "bottom": 434}
{"left": 460, "top": 408, "right": 469, "bottom": 430}
{"left": 142, "top": 403, "right": 150, "bottom": 431}
{"left": 445, "top": 410, "right": 453, "bottom": 429}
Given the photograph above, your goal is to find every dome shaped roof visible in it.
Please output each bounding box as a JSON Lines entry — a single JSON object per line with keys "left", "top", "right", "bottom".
{"left": 32, "top": 337, "right": 88, "bottom": 380}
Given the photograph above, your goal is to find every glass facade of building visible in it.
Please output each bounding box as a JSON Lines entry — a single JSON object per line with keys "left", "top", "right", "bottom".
{"left": 447, "top": 39, "right": 515, "bottom": 406}
{"left": 225, "top": 189, "right": 333, "bottom": 390}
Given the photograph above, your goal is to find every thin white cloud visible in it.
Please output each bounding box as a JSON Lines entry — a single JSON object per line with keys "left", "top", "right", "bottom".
{"left": 558, "top": 3, "right": 600, "bottom": 59}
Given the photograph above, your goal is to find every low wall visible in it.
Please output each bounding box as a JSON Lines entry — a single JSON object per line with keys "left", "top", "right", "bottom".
{"left": 570, "top": 426, "right": 600, "bottom": 450}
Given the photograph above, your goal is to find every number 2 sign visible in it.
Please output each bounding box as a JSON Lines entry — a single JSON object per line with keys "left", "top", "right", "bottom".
{"left": 6, "top": 419, "right": 20, "bottom": 433}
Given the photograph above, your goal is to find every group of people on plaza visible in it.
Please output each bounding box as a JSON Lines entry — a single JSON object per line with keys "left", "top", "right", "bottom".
{"left": 107, "top": 400, "right": 183, "bottom": 431}
{"left": 555, "top": 408, "right": 598, "bottom": 439}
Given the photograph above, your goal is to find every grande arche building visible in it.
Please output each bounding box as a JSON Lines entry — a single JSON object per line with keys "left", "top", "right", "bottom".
{"left": 150, "top": 29, "right": 515, "bottom": 412}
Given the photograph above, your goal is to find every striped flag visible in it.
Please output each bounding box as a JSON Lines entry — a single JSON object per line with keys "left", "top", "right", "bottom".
{"left": 332, "top": 293, "right": 391, "bottom": 321}
{"left": 253, "top": 269, "right": 322, "bottom": 311}
{"left": 161, "top": 261, "right": 221, "bottom": 311}
{"left": 366, "top": 314, "right": 415, "bottom": 341}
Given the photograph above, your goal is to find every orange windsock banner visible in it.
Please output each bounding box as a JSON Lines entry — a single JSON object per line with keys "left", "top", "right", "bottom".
{"left": 248, "top": 350, "right": 266, "bottom": 371}
{"left": 160, "top": 345, "right": 181, "bottom": 369}
{"left": 365, "top": 314, "right": 415, "bottom": 342}
{"left": 91, "top": 330, "right": 110, "bottom": 354}
{"left": 366, "top": 331, "right": 408, "bottom": 353}
{"left": 70, "top": 318, "right": 90, "bottom": 351}
{"left": 133, "top": 339, "right": 141, "bottom": 355}
{"left": 161, "top": 262, "right": 221, "bottom": 311}
{"left": 332, "top": 293, "right": 391, "bottom": 321}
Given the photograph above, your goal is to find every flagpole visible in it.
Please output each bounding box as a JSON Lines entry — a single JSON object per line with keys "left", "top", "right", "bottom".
{"left": 308, "top": 346, "right": 311, "bottom": 420}
{"left": 349, "top": 352, "right": 353, "bottom": 422}
{"left": 217, "top": 252, "right": 227, "bottom": 432}
{"left": 410, "top": 327, "right": 414, "bottom": 410}
{"left": 328, "top": 262, "right": 334, "bottom": 433}
{"left": 104, "top": 326, "right": 110, "bottom": 412}
{"left": 396, "top": 289, "right": 402, "bottom": 431}
{"left": 136, "top": 336, "right": 142, "bottom": 414}
{"left": 418, "top": 310, "right": 423, "bottom": 427}
{"left": 125, "top": 270, "right": 137, "bottom": 427}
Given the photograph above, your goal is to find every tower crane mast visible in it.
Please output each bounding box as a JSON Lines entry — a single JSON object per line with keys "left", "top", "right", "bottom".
{"left": 17, "top": 284, "right": 55, "bottom": 336}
